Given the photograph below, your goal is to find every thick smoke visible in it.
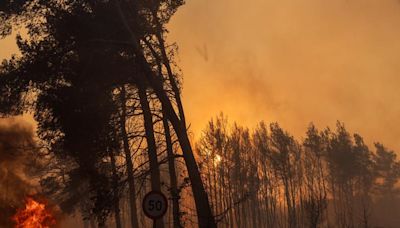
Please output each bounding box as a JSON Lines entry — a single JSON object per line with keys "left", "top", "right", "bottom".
{"left": 0, "top": 117, "right": 39, "bottom": 227}
{"left": 168, "top": 0, "right": 400, "bottom": 152}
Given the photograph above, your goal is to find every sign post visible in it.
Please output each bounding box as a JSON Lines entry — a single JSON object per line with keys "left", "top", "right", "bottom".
{"left": 142, "top": 191, "right": 168, "bottom": 227}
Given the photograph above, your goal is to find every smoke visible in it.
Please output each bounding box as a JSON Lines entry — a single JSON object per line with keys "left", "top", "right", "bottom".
{"left": 0, "top": 117, "right": 39, "bottom": 227}
{"left": 168, "top": 0, "right": 400, "bottom": 152}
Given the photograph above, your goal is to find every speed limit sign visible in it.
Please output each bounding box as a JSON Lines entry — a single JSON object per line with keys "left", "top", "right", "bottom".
{"left": 142, "top": 191, "right": 168, "bottom": 219}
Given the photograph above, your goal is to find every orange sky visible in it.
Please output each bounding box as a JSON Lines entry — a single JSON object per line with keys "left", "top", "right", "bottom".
{"left": 167, "top": 0, "right": 400, "bottom": 152}
{"left": 1, "top": 0, "right": 400, "bottom": 152}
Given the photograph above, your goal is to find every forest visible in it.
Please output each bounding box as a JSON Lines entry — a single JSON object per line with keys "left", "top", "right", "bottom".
{"left": 196, "top": 114, "right": 400, "bottom": 228}
{"left": 0, "top": 0, "right": 399, "bottom": 228}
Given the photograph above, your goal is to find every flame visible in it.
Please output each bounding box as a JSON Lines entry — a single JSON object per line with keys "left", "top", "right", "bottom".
{"left": 12, "top": 197, "right": 56, "bottom": 228}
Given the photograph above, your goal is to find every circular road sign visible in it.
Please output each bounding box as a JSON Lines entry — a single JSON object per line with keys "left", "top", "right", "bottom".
{"left": 142, "top": 191, "right": 168, "bottom": 219}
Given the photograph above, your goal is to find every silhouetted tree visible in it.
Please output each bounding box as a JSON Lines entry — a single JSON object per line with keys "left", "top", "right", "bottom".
{"left": 302, "top": 124, "right": 328, "bottom": 228}
{"left": 0, "top": 1, "right": 216, "bottom": 226}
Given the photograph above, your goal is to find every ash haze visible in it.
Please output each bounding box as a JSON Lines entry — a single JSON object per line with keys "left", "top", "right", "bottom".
{"left": 166, "top": 0, "right": 400, "bottom": 151}
{"left": 1, "top": 0, "right": 400, "bottom": 151}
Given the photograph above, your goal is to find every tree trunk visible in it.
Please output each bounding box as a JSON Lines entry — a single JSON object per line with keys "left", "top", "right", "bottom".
{"left": 162, "top": 112, "right": 183, "bottom": 228}
{"left": 89, "top": 217, "right": 96, "bottom": 228}
{"left": 138, "top": 85, "right": 164, "bottom": 228}
{"left": 152, "top": 10, "right": 187, "bottom": 128}
{"left": 83, "top": 220, "right": 89, "bottom": 228}
{"left": 109, "top": 149, "right": 123, "bottom": 228}
{"left": 155, "top": 81, "right": 217, "bottom": 227}
{"left": 119, "top": 86, "right": 139, "bottom": 228}
{"left": 115, "top": 3, "right": 216, "bottom": 227}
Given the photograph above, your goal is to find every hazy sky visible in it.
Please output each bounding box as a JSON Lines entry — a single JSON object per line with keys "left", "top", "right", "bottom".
{"left": 1, "top": 0, "right": 400, "bottom": 152}
{"left": 167, "top": 0, "right": 400, "bottom": 152}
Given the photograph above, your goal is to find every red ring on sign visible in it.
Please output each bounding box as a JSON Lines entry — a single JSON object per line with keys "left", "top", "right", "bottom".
{"left": 142, "top": 190, "right": 168, "bottom": 219}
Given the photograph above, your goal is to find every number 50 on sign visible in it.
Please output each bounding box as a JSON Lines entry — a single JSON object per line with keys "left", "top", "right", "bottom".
{"left": 142, "top": 191, "right": 168, "bottom": 220}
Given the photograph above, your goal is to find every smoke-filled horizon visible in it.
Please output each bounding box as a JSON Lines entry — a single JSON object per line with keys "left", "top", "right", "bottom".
{"left": 166, "top": 0, "right": 400, "bottom": 153}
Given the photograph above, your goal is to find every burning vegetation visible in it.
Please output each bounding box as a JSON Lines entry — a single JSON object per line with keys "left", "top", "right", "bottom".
{"left": 12, "top": 197, "right": 56, "bottom": 228}
{"left": 0, "top": 118, "right": 40, "bottom": 227}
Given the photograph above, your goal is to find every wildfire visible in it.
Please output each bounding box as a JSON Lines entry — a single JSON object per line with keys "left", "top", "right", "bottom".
{"left": 12, "top": 197, "right": 56, "bottom": 228}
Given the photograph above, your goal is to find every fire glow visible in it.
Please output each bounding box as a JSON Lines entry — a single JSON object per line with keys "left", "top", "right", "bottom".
{"left": 12, "top": 197, "right": 56, "bottom": 228}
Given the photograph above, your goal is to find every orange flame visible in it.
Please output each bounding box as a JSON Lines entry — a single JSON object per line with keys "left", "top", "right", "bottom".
{"left": 12, "top": 197, "right": 56, "bottom": 228}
